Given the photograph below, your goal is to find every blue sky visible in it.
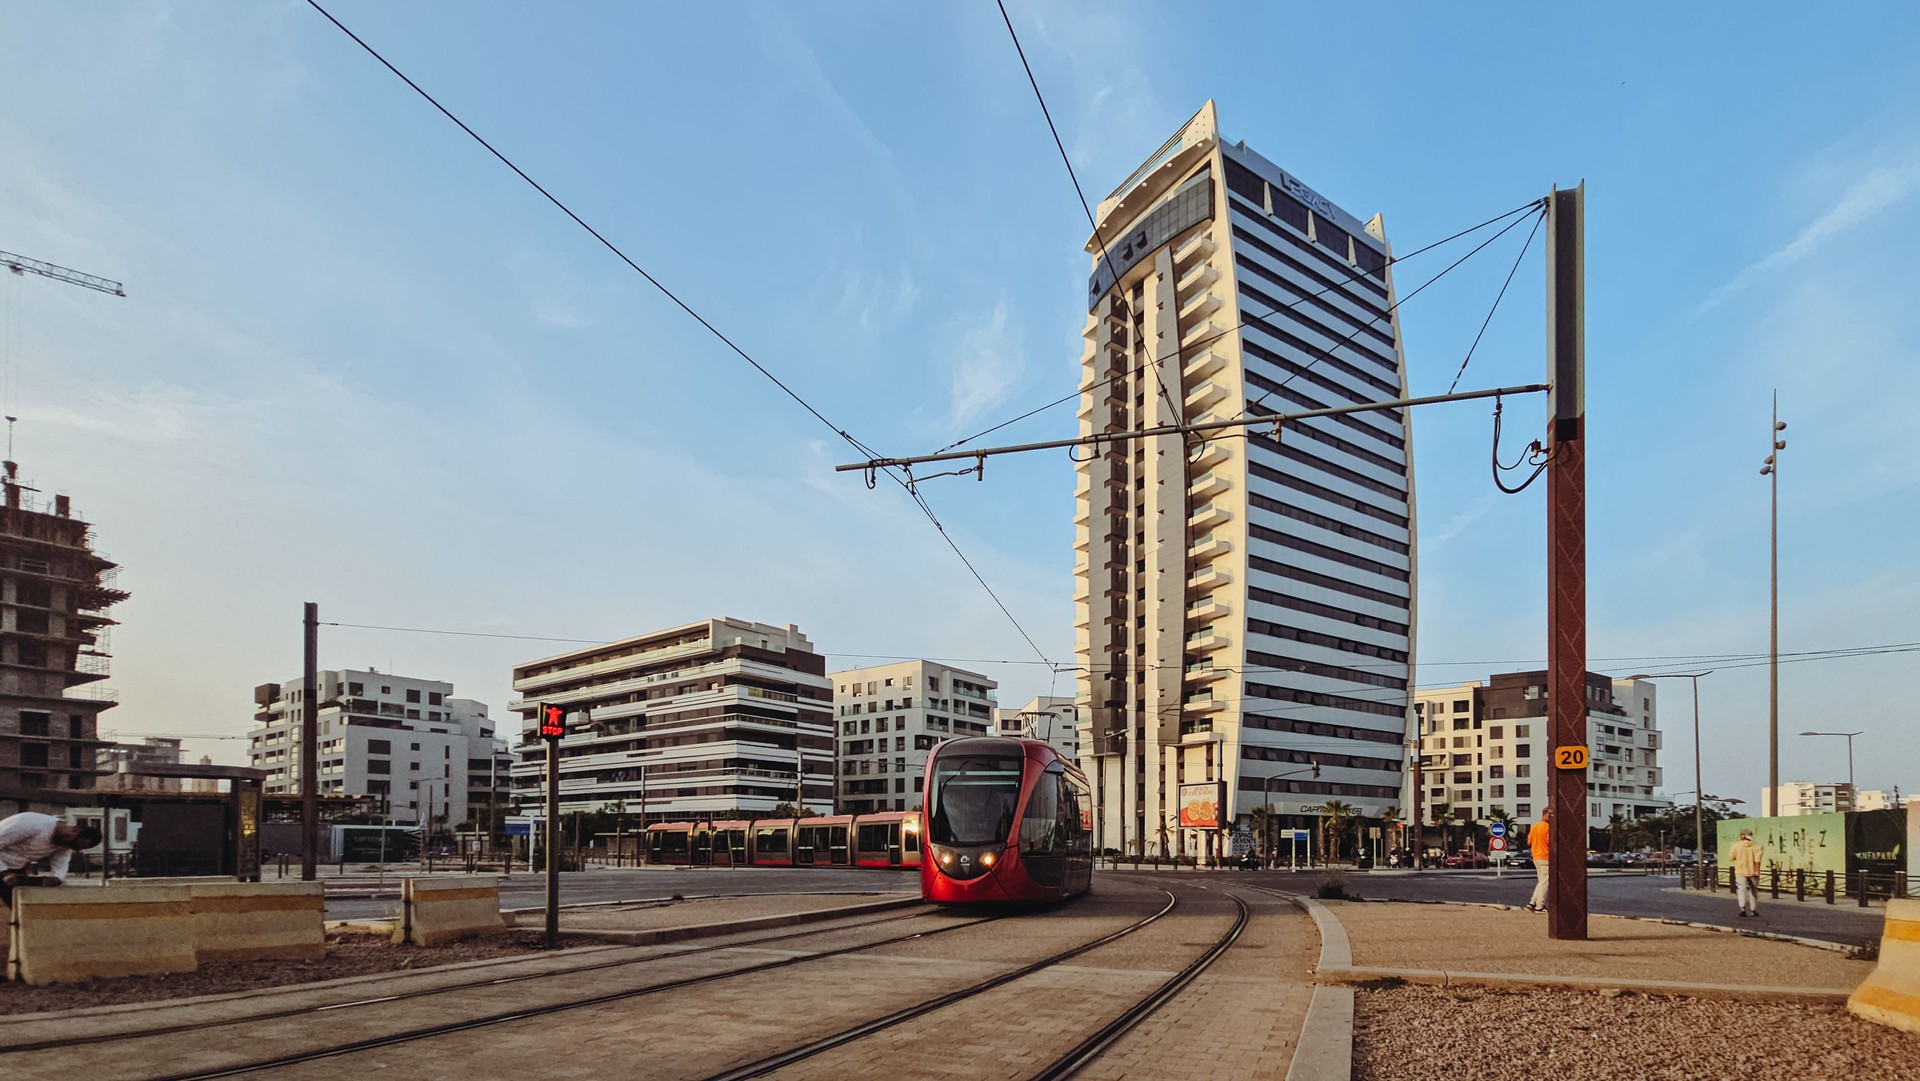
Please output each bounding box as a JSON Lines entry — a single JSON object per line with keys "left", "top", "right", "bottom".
{"left": 2, "top": 3, "right": 1915, "bottom": 811}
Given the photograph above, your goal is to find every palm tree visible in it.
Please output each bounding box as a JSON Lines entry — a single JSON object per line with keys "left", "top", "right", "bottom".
{"left": 1607, "top": 813, "right": 1628, "bottom": 853}
{"left": 1379, "top": 805, "right": 1403, "bottom": 863}
{"left": 1249, "top": 804, "right": 1275, "bottom": 866}
{"left": 1316, "top": 799, "right": 1359, "bottom": 865}
{"left": 1428, "top": 801, "right": 1452, "bottom": 860}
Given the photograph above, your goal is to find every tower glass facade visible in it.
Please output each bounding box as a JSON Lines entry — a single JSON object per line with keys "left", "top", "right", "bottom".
{"left": 1074, "top": 102, "right": 1415, "bottom": 861}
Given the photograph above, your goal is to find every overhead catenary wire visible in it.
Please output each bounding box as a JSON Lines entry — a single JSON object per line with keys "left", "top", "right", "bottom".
{"left": 303, "top": 0, "right": 1054, "bottom": 668}
{"left": 936, "top": 197, "right": 1546, "bottom": 456}
{"left": 1446, "top": 206, "right": 1545, "bottom": 395}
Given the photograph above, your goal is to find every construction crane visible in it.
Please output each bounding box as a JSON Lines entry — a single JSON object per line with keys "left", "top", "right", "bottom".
{"left": 2, "top": 250, "right": 125, "bottom": 297}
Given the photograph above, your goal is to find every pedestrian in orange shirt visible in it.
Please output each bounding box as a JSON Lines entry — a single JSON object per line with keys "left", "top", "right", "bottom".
{"left": 1525, "top": 809, "right": 1551, "bottom": 912}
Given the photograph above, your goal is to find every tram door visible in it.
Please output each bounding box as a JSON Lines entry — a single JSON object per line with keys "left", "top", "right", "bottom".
{"left": 828, "top": 825, "right": 849, "bottom": 865}
{"left": 795, "top": 825, "right": 817, "bottom": 865}
{"left": 1018, "top": 766, "right": 1070, "bottom": 888}
{"left": 691, "top": 827, "right": 713, "bottom": 867}
{"left": 722, "top": 829, "right": 748, "bottom": 866}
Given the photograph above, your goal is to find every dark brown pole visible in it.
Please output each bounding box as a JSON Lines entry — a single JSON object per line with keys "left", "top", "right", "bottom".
{"left": 1545, "top": 184, "right": 1587, "bottom": 940}
{"left": 545, "top": 724, "right": 561, "bottom": 949}
{"left": 302, "top": 602, "right": 319, "bottom": 881}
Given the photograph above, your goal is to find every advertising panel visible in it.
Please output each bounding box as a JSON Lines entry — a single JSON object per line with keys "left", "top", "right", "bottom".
{"left": 1718, "top": 813, "right": 1846, "bottom": 876}
{"left": 1178, "top": 782, "right": 1225, "bottom": 829}
{"left": 1848, "top": 808, "right": 1906, "bottom": 881}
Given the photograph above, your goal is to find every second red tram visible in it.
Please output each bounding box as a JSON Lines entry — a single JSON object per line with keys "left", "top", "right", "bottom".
{"left": 646, "top": 812, "right": 922, "bottom": 869}
{"left": 921, "top": 736, "right": 1093, "bottom": 903}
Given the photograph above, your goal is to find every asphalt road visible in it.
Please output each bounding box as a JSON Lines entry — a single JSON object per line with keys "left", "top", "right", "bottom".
{"left": 323, "top": 866, "right": 917, "bottom": 921}
{"left": 1143, "top": 866, "right": 1888, "bottom": 946}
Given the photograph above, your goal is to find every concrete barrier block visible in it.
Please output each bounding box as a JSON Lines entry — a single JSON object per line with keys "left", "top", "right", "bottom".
{"left": 188, "top": 882, "right": 326, "bottom": 963}
{"left": 1848, "top": 897, "right": 1920, "bottom": 1035}
{"left": 396, "top": 875, "right": 506, "bottom": 946}
{"left": 9, "top": 885, "right": 196, "bottom": 985}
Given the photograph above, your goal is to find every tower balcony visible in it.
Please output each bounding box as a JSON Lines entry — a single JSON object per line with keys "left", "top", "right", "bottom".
{"left": 1184, "top": 382, "right": 1228, "bottom": 414}
{"left": 1186, "top": 598, "right": 1230, "bottom": 623}
{"left": 1181, "top": 318, "right": 1228, "bottom": 350}
{"left": 1178, "top": 288, "right": 1222, "bottom": 324}
{"left": 1188, "top": 501, "right": 1230, "bottom": 532}
{"left": 1185, "top": 630, "right": 1229, "bottom": 654}
{"left": 1189, "top": 565, "right": 1232, "bottom": 592}
{"left": 1188, "top": 532, "right": 1231, "bottom": 563}
{"left": 1174, "top": 229, "right": 1215, "bottom": 271}
{"left": 1188, "top": 469, "right": 1229, "bottom": 502}
{"left": 1183, "top": 349, "right": 1227, "bottom": 381}
{"left": 1190, "top": 441, "right": 1230, "bottom": 471}
{"left": 1186, "top": 660, "right": 1228, "bottom": 686}
{"left": 1182, "top": 692, "right": 1223, "bottom": 714}
{"left": 1176, "top": 259, "right": 1218, "bottom": 296}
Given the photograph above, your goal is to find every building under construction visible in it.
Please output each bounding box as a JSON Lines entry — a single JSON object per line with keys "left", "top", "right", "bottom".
{"left": 0, "top": 460, "right": 127, "bottom": 812}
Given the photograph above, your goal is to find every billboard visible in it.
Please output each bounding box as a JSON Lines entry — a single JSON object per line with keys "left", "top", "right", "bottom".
{"left": 1178, "top": 782, "right": 1225, "bottom": 829}
{"left": 1719, "top": 809, "right": 1909, "bottom": 881}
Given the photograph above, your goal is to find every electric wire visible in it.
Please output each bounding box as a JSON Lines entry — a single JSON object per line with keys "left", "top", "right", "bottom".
{"left": 1446, "top": 205, "right": 1544, "bottom": 395}
{"left": 936, "top": 198, "right": 1544, "bottom": 456}
{"left": 304, "top": 0, "right": 1051, "bottom": 668}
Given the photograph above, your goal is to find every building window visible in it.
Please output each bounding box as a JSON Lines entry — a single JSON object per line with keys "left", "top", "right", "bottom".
{"left": 1490, "top": 785, "right": 1505, "bottom": 798}
{"left": 20, "top": 711, "right": 50, "bottom": 737}
{"left": 1516, "top": 765, "right": 1531, "bottom": 778}
{"left": 1489, "top": 726, "right": 1503, "bottom": 740}
{"left": 349, "top": 682, "right": 364, "bottom": 695}
{"left": 860, "top": 719, "right": 870, "bottom": 734}
{"left": 429, "top": 692, "right": 443, "bottom": 705}
{"left": 895, "top": 717, "right": 906, "bottom": 731}
{"left": 1517, "top": 803, "right": 1531, "bottom": 817}
{"left": 1489, "top": 765, "right": 1504, "bottom": 779}
{"left": 1453, "top": 700, "right": 1470, "bottom": 713}
{"left": 367, "top": 760, "right": 390, "bottom": 774}
{"left": 1516, "top": 725, "right": 1531, "bottom": 738}
{"left": 1515, "top": 744, "right": 1530, "bottom": 758}
{"left": 1516, "top": 784, "right": 1532, "bottom": 797}
{"left": 368, "top": 739, "right": 391, "bottom": 754}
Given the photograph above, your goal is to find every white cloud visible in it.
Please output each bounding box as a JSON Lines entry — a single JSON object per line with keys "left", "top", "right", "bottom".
{"left": 945, "top": 301, "right": 1025, "bottom": 429}
{"left": 1423, "top": 492, "right": 1496, "bottom": 549}
{"left": 1699, "top": 162, "right": 1920, "bottom": 312}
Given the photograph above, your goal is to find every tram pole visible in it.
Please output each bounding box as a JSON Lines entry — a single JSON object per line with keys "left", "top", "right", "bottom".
{"left": 1545, "top": 183, "right": 1588, "bottom": 941}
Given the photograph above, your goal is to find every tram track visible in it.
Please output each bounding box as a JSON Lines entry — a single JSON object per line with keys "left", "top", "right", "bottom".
{"left": 698, "top": 888, "right": 1187, "bottom": 1081}
{"left": 19, "top": 908, "right": 987, "bottom": 1078}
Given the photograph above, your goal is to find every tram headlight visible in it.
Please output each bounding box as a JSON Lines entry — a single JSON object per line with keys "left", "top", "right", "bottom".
{"left": 980, "top": 852, "right": 996, "bottom": 867}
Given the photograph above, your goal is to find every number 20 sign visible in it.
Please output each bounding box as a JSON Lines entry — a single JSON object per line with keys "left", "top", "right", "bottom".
{"left": 1555, "top": 745, "right": 1589, "bottom": 770}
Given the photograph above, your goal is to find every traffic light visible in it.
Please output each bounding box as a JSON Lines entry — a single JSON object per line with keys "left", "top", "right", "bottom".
{"left": 539, "top": 703, "right": 566, "bottom": 740}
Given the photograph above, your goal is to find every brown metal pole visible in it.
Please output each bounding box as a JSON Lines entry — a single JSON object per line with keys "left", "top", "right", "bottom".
{"left": 301, "top": 602, "right": 319, "bottom": 881}
{"left": 1545, "top": 184, "right": 1587, "bottom": 940}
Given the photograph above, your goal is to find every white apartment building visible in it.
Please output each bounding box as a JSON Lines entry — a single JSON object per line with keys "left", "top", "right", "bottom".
{"left": 1857, "top": 789, "right": 1905, "bottom": 812}
{"left": 1763, "top": 781, "right": 1856, "bottom": 816}
{"left": 250, "top": 669, "right": 509, "bottom": 831}
{"left": 510, "top": 618, "right": 833, "bottom": 822}
{"left": 831, "top": 660, "right": 997, "bottom": 815}
{"left": 1411, "top": 671, "right": 1672, "bottom": 827}
{"left": 997, "top": 695, "right": 1079, "bottom": 763}
{"left": 1074, "top": 101, "right": 1415, "bottom": 860}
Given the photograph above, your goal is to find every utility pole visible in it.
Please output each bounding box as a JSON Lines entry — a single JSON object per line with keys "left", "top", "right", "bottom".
{"left": 301, "top": 602, "right": 319, "bottom": 881}
{"left": 1760, "top": 395, "right": 1787, "bottom": 813}
{"left": 1545, "top": 183, "right": 1588, "bottom": 941}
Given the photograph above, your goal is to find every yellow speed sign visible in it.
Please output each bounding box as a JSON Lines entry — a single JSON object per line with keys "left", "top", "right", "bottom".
{"left": 1555, "top": 745, "right": 1589, "bottom": 770}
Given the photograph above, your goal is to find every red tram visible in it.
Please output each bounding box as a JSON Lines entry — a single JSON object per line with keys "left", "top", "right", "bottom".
{"left": 645, "top": 812, "right": 922, "bottom": 869}
{"left": 921, "top": 737, "right": 1093, "bottom": 903}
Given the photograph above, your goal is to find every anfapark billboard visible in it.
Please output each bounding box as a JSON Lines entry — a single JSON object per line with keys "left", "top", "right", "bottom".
{"left": 1177, "top": 782, "right": 1225, "bottom": 829}
{"left": 1717, "top": 809, "right": 1907, "bottom": 878}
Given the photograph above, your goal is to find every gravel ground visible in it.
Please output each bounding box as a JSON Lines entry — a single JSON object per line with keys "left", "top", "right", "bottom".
{"left": 1354, "top": 983, "right": 1920, "bottom": 1081}
{"left": 0, "top": 930, "right": 594, "bottom": 1014}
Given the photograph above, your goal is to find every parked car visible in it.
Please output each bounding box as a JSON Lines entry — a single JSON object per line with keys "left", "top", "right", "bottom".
{"left": 1443, "top": 852, "right": 1491, "bottom": 869}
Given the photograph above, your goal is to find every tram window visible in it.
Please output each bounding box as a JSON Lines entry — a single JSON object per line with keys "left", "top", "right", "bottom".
{"left": 1019, "top": 773, "right": 1064, "bottom": 855}
{"left": 755, "top": 828, "right": 787, "bottom": 854}
{"left": 904, "top": 826, "right": 920, "bottom": 853}
{"left": 928, "top": 756, "right": 1023, "bottom": 846}
{"left": 858, "top": 824, "right": 888, "bottom": 853}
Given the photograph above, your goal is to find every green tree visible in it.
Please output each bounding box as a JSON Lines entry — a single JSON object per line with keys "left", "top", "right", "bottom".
{"left": 1250, "top": 804, "right": 1276, "bottom": 864}
{"left": 1379, "top": 805, "right": 1403, "bottom": 860}
{"left": 1316, "top": 799, "right": 1359, "bottom": 864}
{"left": 1607, "top": 813, "right": 1627, "bottom": 853}
{"left": 768, "top": 801, "right": 811, "bottom": 820}
{"left": 1428, "top": 802, "right": 1452, "bottom": 858}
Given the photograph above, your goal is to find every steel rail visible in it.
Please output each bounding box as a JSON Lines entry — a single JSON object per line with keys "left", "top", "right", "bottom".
{"left": 700, "top": 890, "right": 1181, "bottom": 1081}
{"left": 6, "top": 907, "right": 936, "bottom": 1055}
{"left": 1027, "top": 891, "right": 1250, "bottom": 1079}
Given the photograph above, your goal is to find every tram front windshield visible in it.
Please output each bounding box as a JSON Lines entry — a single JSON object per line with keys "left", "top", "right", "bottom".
{"left": 928, "top": 756, "right": 1023, "bottom": 846}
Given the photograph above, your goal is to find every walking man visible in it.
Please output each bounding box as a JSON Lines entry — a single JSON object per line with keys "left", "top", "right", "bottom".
{"left": 1728, "top": 827, "right": 1765, "bottom": 917}
{"left": 0, "top": 812, "right": 100, "bottom": 904}
{"left": 1524, "top": 809, "right": 1552, "bottom": 912}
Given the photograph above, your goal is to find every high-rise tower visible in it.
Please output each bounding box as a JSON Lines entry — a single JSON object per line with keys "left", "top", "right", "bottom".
{"left": 1074, "top": 102, "right": 1415, "bottom": 861}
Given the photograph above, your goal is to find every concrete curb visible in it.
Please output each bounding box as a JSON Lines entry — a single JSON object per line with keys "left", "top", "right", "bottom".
{"left": 1271, "top": 892, "right": 1353, "bottom": 1081}
{"left": 1313, "top": 963, "right": 1854, "bottom": 1003}
{"left": 1351, "top": 896, "right": 1866, "bottom": 955}
{"left": 540, "top": 896, "right": 926, "bottom": 946}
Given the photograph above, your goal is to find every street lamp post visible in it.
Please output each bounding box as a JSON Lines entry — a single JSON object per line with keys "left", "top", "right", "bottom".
{"left": 1626, "top": 671, "right": 1711, "bottom": 887}
{"left": 1759, "top": 395, "right": 1787, "bottom": 812}
{"left": 1798, "top": 730, "right": 1863, "bottom": 804}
